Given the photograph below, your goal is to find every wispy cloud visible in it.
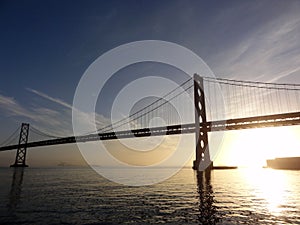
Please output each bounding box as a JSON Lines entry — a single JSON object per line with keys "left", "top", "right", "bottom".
{"left": 209, "top": 4, "right": 300, "bottom": 84}
{"left": 0, "top": 94, "right": 36, "bottom": 120}
{"left": 0, "top": 93, "right": 72, "bottom": 137}
{"left": 0, "top": 88, "right": 111, "bottom": 140}
{"left": 26, "top": 88, "right": 73, "bottom": 109}
{"left": 26, "top": 88, "right": 111, "bottom": 134}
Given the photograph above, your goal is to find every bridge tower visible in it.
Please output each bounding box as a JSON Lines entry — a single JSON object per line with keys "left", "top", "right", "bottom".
{"left": 10, "top": 123, "right": 29, "bottom": 167}
{"left": 193, "top": 74, "right": 213, "bottom": 171}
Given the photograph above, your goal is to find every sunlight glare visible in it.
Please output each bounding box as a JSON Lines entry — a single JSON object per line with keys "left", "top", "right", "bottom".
{"left": 216, "top": 126, "right": 300, "bottom": 167}
{"left": 242, "top": 168, "right": 289, "bottom": 215}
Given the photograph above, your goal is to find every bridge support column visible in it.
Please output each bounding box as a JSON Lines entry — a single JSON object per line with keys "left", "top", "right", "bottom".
{"left": 10, "top": 123, "right": 29, "bottom": 167}
{"left": 193, "top": 74, "right": 213, "bottom": 171}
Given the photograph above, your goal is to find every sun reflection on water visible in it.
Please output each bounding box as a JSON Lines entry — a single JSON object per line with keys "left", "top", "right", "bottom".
{"left": 241, "top": 168, "right": 289, "bottom": 215}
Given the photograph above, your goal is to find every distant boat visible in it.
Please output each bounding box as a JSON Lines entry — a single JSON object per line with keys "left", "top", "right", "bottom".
{"left": 266, "top": 157, "right": 300, "bottom": 170}
{"left": 57, "top": 162, "right": 70, "bottom": 167}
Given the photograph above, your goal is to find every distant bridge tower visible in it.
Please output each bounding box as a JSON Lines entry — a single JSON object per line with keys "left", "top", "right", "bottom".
{"left": 193, "top": 74, "right": 213, "bottom": 171}
{"left": 10, "top": 123, "right": 29, "bottom": 167}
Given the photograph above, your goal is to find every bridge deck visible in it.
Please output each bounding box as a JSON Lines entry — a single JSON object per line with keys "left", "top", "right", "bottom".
{"left": 1, "top": 112, "right": 300, "bottom": 151}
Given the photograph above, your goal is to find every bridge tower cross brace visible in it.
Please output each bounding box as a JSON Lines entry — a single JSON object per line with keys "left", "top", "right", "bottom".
{"left": 10, "top": 123, "right": 29, "bottom": 167}
{"left": 193, "top": 74, "right": 212, "bottom": 170}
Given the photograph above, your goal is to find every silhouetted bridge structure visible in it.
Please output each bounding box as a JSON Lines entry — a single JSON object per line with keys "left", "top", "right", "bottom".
{"left": 1, "top": 75, "right": 300, "bottom": 169}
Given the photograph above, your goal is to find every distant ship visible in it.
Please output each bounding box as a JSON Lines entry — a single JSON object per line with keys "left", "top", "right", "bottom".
{"left": 266, "top": 157, "right": 300, "bottom": 170}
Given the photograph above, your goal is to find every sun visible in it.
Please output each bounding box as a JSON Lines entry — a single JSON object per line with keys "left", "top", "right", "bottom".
{"left": 214, "top": 126, "right": 300, "bottom": 167}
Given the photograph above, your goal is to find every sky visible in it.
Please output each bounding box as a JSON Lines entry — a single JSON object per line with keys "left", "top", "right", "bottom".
{"left": 0, "top": 0, "right": 300, "bottom": 167}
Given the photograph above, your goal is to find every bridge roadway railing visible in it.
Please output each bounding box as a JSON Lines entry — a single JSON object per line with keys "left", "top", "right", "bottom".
{"left": 1, "top": 112, "right": 300, "bottom": 151}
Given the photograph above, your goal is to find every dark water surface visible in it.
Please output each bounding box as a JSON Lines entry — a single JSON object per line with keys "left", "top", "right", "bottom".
{"left": 0, "top": 167, "right": 299, "bottom": 224}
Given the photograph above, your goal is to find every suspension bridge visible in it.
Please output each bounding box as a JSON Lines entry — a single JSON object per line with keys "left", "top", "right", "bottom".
{"left": 1, "top": 74, "right": 300, "bottom": 170}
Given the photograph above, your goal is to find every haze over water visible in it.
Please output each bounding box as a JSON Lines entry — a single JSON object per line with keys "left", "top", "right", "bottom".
{"left": 0, "top": 167, "right": 299, "bottom": 224}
